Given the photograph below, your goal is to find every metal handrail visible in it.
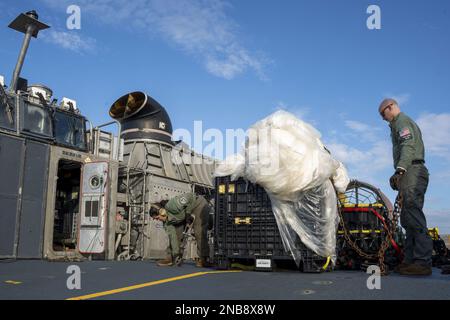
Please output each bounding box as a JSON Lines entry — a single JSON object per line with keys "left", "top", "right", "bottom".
{"left": 93, "top": 120, "right": 122, "bottom": 160}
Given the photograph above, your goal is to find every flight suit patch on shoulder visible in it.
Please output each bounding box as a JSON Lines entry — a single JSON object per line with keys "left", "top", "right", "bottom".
{"left": 179, "top": 197, "right": 188, "bottom": 205}
{"left": 399, "top": 127, "right": 413, "bottom": 141}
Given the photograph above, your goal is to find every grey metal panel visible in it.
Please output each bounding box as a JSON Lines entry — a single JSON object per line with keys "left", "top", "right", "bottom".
{"left": 17, "top": 141, "right": 49, "bottom": 258}
{"left": 146, "top": 154, "right": 163, "bottom": 167}
{"left": 0, "top": 198, "right": 20, "bottom": 257}
{"left": 160, "top": 146, "right": 179, "bottom": 179}
{"left": 0, "top": 134, "right": 24, "bottom": 257}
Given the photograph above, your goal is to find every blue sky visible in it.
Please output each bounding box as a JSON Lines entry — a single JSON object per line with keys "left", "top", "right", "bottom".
{"left": 1, "top": 0, "right": 449, "bottom": 233}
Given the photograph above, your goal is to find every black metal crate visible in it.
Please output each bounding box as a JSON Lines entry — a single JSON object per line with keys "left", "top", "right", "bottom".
{"left": 214, "top": 176, "right": 329, "bottom": 273}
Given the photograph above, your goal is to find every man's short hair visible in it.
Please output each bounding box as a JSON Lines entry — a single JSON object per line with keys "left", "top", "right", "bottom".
{"left": 379, "top": 98, "right": 398, "bottom": 113}
{"left": 149, "top": 207, "right": 160, "bottom": 217}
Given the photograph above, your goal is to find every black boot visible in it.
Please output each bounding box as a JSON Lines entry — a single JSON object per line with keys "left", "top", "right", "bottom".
{"left": 399, "top": 263, "right": 432, "bottom": 276}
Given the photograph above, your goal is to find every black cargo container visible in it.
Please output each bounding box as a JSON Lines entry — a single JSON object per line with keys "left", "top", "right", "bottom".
{"left": 213, "top": 176, "right": 330, "bottom": 273}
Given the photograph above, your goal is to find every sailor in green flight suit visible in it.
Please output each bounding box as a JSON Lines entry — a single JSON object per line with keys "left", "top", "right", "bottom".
{"left": 379, "top": 98, "right": 433, "bottom": 276}
{"left": 150, "top": 193, "right": 210, "bottom": 267}
{"left": 150, "top": 200, "right": 186, "bottom": 267}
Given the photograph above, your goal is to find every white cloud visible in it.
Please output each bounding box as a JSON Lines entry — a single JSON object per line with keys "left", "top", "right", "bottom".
{"left": 327, "top": 141, "right": 392, "bottom": 182}
{"left": 205, "top": 47, "right": 267, "bottom": 80}
{"left": 384, "top": 93, "right": 411, "bottom": 106}
{"left": 42, "top": 30, "right": 96, "bottom": 54}
{"left": 41, "top": 0, "right": 268, "bottom": 80}
{"left": 343, "top": 120, "right": 382, "bottom": 142}
{"left": 416, "top": 113, "right": 450, "bottom": 159}
{"left": 344, "top": 120, "right": 371, "bottom": 132}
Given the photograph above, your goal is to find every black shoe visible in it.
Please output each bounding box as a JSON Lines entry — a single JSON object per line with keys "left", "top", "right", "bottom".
{"left": 399, "top": 263, "right": 432, "bottom": 276}
{"left": 393, "top": 263, "right": 411, "bottom": 273}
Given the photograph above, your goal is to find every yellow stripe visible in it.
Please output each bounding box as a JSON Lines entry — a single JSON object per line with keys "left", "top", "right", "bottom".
{"left": 66, "top": 270, "right": 241, "bottom": 300}
{"left": 337, "top": 230, "right": 382, "bottom": 234}
{"left": 342, "top": 203, "right": 384, "bottom": 208}
{"left": 322, "top": 257, "right": 331, "bottom": 270}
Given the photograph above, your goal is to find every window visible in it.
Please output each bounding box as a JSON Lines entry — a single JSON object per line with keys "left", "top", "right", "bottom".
{"left": 54, "top": 110, "right": 87, "bottom": 150}
{"left": 22, "top": 103, "right": 53, "bottom": 137}
{"left": 84, "top": 199, "right": 99, "bottom": 218}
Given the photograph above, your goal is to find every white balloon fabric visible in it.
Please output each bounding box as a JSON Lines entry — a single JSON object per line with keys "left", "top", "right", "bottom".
{"left": 214, "top": 110, "right": 350, "bottom": 266}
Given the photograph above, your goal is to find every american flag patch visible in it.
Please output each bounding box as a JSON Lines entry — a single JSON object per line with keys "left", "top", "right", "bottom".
{"left": 399, "top": 127, "right": 412, "bottom": 139}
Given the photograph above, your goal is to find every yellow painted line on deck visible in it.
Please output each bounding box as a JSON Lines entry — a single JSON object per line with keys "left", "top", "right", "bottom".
{"left": 5, "top": 280, "right": 22, "bottom": 285}
{"left": 66, "top": 270, "right": 242, "bottom": 300}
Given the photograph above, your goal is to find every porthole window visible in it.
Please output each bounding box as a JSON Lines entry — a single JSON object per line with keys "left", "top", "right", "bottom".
{"left": 89, "top": 175, "right": 102, "bottom": 189}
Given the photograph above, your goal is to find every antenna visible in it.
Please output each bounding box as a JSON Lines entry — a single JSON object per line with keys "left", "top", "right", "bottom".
{"left": 8, "top": 10, "right": 50, "bottom": 93}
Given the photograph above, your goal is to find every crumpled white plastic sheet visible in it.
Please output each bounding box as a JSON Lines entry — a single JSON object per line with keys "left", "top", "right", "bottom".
{"left": 215, "top": 110, "right": 350, "bottom": 266}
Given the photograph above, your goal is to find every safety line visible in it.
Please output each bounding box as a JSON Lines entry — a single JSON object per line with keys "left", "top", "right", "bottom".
{"left": 66, "top": 270, "right": 242, "bottom": 300}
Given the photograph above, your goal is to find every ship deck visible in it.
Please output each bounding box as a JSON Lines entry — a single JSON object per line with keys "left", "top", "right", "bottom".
{"left": 0, "top": 260, "right": 449, "bottom": 300}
